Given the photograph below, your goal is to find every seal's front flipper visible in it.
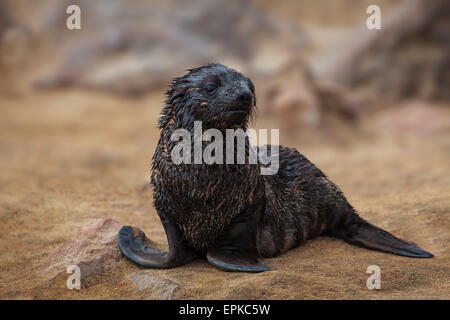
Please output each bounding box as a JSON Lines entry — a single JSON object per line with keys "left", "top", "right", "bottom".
{"left": 118, "top": 226, "right": 167, "bottom": 268}
{"left": 207, "top": 248, "right": 269, "bottom": 272}
{"left": 118, "top": 221, "right": 196, "bottom": 268}
{"left": 207, "top": 202, "right": 270, "bottom": 273}
{"left": 338, "top": 213, "right": 434, "bottom": 258}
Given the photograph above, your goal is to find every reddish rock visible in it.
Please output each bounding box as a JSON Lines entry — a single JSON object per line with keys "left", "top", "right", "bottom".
{"left": 38, "top": 218, "right": 123, "bottom": 284}
{"left": 378, "top": 101, "right": 450, "bottom": 135}
{"left": 257, "top": 63, "right": 360, "bottom": 134}
{"left": 272, "top": 83, "right": 320, "bottom": 130}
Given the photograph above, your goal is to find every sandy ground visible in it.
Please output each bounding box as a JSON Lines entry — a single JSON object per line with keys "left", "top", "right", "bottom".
{"left": 0, "top": 90, "right": 449, "bottom": 300}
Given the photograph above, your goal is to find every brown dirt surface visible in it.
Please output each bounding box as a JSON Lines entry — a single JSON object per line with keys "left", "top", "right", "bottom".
{"left": 0, "top": 90, "right": 449, "bottom": 299}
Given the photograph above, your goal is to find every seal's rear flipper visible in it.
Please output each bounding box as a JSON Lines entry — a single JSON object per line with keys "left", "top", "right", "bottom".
{"left": 337, "top": 214, "right": 434, "bottom": 258}
{"left": 118, "top": 225, "right": 196, "bottom": 268}
{"left": 207, "top": 248, "right": 270, "bottom": 272}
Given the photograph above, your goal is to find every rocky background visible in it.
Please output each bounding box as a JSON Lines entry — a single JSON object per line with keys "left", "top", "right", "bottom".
{"left": 0, "top": 0, "right": 449, "bottom": 299}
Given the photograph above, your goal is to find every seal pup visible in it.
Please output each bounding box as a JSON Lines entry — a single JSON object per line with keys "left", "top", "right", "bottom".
{"left": 118, "top": 63, "right": 433, "bottom": 272}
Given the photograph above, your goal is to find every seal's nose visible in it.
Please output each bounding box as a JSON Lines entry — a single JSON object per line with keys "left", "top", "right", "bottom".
{"left": 239, "top": 89, "right": 253, "bottom": 106}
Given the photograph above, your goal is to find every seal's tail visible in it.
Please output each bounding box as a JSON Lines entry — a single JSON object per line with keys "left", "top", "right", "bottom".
{"left": 328, "top": 209, "right": 434, "bottom": 258}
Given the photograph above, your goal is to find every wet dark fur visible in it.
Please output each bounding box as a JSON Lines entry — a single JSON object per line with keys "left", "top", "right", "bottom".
{"left": 119, "top": 63, "right": 432, "bottom": 272}
{"left": 152, "top": 64, "right": 261, "bottom": 252}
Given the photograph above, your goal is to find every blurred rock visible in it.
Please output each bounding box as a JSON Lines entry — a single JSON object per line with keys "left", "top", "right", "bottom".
{"left": 259, "top": 60, "right": 360, "bottom": 134}
{"left": 0, "top": 1, "right": 31, "bottom": 95}
{"left": 377, "top": 100, "right": 450, "bottom": 135}
{"left": 270, "top": 83, "right": 320, "bottom": 130}
{"left": 315, "top": 80, "right": 360, "bottom": 124}
{"left": 312, "top": 0, "right": 450, "bottom": 102}
{"left": 33, "top": 0, "right": 307, "bottom": 96}
{"left": 38, "top": 218, "right": 123, "bottom": 285}
{"left": 127, "top": 271, "right": 181, "bottom": 300}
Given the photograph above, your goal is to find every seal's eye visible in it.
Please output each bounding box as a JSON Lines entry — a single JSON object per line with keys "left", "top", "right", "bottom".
{"left": 205, "top": 83, "right": 218, "bottom": 94}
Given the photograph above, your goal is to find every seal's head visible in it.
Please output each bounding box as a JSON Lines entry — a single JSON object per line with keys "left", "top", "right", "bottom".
{"left": 160, "top": 63, "right": 256, "bottom": 130}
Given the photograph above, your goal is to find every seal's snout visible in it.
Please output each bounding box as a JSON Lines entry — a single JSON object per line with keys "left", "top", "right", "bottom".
{"left": 229, "top": 87, "right": 253, "bottom": 113}
{"left": 239, "top": 89, "right": 253, "bottom": 106}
